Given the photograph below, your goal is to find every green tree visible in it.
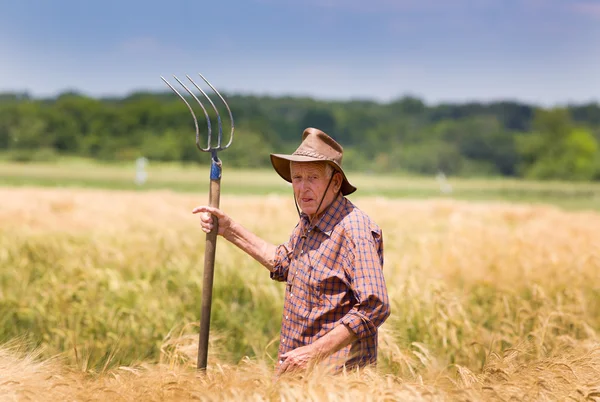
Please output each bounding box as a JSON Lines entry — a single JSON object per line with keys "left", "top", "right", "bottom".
{"left": 299, "top": 109, "right": 337, "bottom": 138}
{"left": 517, "top": 108, "right": 599, "bottom": 180}
{"left": 224, "top": 130, "right": 273, "bottom": 168}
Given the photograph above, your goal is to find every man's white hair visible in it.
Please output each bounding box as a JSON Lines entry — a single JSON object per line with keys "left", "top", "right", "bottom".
{"left": 324, "top": 163, "right": 335, "bottom": 178}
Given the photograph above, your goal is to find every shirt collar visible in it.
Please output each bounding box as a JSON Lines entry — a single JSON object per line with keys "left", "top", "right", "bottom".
{"left": 300, "top": 193, "right": 346, "bottom": 237}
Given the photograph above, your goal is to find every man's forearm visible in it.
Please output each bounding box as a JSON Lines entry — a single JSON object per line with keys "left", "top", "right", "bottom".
{"left": 311, "top": 324, "right": 357, "bottom": 357}
{"left": 222, "top": 221, "right": 278, "bottom": 272}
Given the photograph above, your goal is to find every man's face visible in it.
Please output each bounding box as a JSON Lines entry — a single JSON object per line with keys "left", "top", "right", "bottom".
{"left": 290, "top": 161, "right": 341, "bottom": 218}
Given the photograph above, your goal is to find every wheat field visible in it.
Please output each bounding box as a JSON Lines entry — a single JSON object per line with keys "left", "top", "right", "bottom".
{"left": 1, "top": 187, "right": 600, "bottom": 401}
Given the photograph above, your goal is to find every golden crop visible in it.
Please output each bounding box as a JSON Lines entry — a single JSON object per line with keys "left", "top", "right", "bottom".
{"left": 1, "top": 187, "right": 599, "bottom": 401}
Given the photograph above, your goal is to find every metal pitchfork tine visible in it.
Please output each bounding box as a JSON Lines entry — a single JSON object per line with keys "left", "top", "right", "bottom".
{"left": 160, "top": 73, "right": 234, "bottom": 370}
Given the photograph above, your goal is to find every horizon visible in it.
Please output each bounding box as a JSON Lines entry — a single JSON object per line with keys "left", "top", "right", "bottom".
{"left": 2, "top": 87, "right": 598, "bottom": 108}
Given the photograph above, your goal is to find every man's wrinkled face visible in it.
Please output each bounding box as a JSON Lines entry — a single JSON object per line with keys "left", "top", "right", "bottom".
{"left": 290, "top": 161, "right": 341, "bottom": 218}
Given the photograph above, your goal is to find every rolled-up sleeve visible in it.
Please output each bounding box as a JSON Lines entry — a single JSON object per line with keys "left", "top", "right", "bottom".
{"left": 270, "top": 223, "right": 301, "bottom": 282}
{"left": 341, "top": 232, "right": 390, "bottom": 339}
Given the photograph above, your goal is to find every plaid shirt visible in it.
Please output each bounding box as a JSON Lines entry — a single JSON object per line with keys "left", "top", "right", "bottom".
{"left": 271, "top": 194, "right": 390, "bottom": 369}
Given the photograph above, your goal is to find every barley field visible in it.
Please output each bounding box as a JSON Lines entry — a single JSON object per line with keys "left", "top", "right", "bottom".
{"left": 1, "top": 186, "right": 600, "bottom": 401}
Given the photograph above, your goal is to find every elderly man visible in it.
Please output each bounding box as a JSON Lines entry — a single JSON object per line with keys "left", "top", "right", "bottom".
{"left": 193, "top": 128, "right": 390, "bottom": 373}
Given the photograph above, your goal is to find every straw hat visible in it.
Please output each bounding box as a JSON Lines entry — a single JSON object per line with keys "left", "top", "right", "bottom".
{"left": 270, "top": 127, "right": 357, "bottom": 195}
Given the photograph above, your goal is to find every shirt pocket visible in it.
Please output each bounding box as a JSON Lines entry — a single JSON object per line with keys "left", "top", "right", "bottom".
{"left": 314, "top": 267, "right": 353, "bottom": 311}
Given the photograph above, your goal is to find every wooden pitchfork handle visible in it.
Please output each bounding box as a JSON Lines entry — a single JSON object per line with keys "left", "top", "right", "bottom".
{"left": 197, "top": 155, "right": 222, "bottom": 370}
{"left": 160, "top": 72, "right": 234, "bottom": 370}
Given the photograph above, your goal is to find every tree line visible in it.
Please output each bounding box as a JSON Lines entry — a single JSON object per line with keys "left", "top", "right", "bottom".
{"left": 1, "top": 91, "right": 599, "bottom": 180}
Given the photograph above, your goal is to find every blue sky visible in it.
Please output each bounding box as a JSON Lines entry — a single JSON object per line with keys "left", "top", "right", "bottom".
{"left": 1, "top": 0, "right": 599, "bottom": 105}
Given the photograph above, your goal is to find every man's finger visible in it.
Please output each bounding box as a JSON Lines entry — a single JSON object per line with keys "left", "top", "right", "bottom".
{"left": 192, "top": 206, "right": 214, "bottom": 214}
{"left": 193, "top": 206, "right": 226, "bottom": 218}
{"left": 200, "top": 213, "right": 213, "bottom": 223}
{"left": 279, "top": 358, "right": 292, "bottom": 374}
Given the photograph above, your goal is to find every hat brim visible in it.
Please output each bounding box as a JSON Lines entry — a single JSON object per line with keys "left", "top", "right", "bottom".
{"left": 270, "top": 153, "right": 357, "bottom": 196}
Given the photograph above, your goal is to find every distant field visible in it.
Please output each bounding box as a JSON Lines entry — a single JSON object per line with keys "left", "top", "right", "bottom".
{"left": 1, "top": 160, "right": 600, "bottom": 211}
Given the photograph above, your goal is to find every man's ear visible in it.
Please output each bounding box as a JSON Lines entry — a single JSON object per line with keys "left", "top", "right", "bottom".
{"left": 334, "top": 171, "right": 343, "bottom": 192}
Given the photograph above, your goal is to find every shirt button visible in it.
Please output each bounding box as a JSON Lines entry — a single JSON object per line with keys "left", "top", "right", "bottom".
{"left": 285, "top": 315, "right": 289, "bottom": 320}
{"left": 282, "top": 338, "right": 286, "bottom": 343}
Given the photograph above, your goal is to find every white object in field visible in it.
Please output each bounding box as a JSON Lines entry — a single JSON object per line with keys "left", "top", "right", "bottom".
{"left": 135, "top": 157, "right": 148, "bottom": 185}
{"left": 436, "top": 171, "right": 453, "bottom": 194}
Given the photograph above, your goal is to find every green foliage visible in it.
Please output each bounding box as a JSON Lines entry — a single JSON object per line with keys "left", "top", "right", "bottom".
{"left": 517, "top": 109, "right": 599, "bottom": 180}
{"left": 141, "top": 129, "right": 183, "bottom": 161}
{"left": 2, "top": 147, "right": 60, "bottom": 163}
{"left": 389, "top": 141, "right": 463, "bottom": 175}
{"left": 0, "top": 91, "right": 599, "bottom": 180}
{"left": 224, "top": 130, "right": 275, "bottom": 168}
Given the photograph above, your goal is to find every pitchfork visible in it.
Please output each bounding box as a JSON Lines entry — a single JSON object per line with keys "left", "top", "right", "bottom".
{"left": 160, "top": 73, "right": 234, "bottom": 370}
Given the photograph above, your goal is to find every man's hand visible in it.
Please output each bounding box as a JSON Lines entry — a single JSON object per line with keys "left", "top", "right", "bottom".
{"left": 278, "top": 344, "right": 321, "bottom": 375}
{"left": 192, "top": 206, "right": 232, "bottom": 237}
{"left": 277, "top": 325, "right": 357, "bottom": 375}
{"left": 191, "top": 206, "right": 277, "bottom": 271}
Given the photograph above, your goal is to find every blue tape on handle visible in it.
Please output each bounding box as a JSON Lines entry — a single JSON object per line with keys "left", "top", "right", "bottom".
{"left": 210, "top": 158, "right": 222, "bottom": 180}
